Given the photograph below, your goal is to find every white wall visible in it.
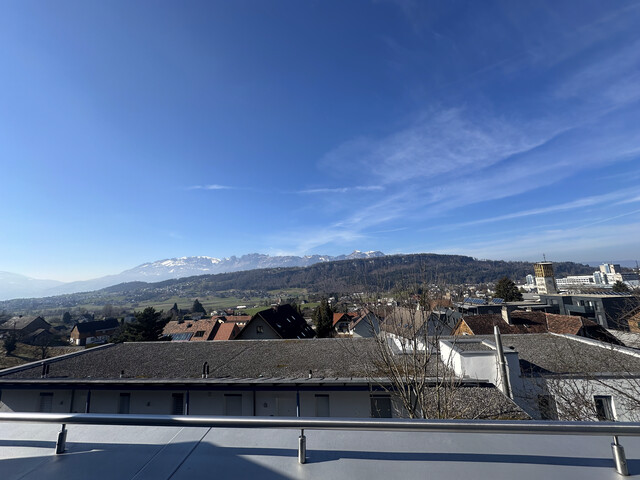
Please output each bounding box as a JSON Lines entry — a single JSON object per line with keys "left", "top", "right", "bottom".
{"left": 0, "top": 387, "right": 380, "bottom": 418}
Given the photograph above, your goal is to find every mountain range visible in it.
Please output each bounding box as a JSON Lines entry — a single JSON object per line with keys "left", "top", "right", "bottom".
{"left": 0, "top": 251, "right": 384, "bottom": 300}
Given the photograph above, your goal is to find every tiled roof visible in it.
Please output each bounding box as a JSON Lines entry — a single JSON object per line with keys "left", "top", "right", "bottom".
{"left": 163, "top": 319, "right": 221, "bottom": 341}
{"left": 213, "top": 322, "right": 240, "bottom": 341}
{"left": 0, "top": 339, "right": 379, "bottom": 380}
{"left": 457, "top": 311, "right": 621, "bottom": 343}
{"left": 333, "top": 313, "right": 350, "bottom": 326}
{"left": 1, "top": 316, "right": 46, "bottom": 331}
{"left": 213, "top": 315, "right": 252, "bottom": 324}
{"left": 475, "top": 333, "right": 640, "bottom": 376}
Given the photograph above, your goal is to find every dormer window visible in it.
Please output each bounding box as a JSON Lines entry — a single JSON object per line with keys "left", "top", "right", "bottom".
{"left": 194, "top": 331, "right": 205, "bottom": 337}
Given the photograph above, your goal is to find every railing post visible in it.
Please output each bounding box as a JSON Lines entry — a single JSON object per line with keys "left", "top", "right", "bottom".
{"left": 298, "top": 429, "right": 306, "bottom": 464}
{"left": 612, "top": 436, "right": 629, "bottom": 476}
{"left": 55, "top": 424, "right": 67, "bottom": 454}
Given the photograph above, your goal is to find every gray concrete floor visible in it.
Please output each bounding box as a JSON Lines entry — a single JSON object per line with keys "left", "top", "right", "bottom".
{"left": 0, "top": 422, "right": 638, "bottom": 479}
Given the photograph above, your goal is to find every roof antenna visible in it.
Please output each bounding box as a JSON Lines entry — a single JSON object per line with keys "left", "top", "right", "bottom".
{"left": 543, "top": 253, "right": 547, "bottom": 262}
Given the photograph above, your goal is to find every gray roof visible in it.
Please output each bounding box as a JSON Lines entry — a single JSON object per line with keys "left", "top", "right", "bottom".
{"left": 0, "top": 339, "right": 382, "bottom": 381}
{"left": 1, "top": 316, "right": 46, "bottom": 331}
{"left": 73, "top": 318, "right": 120, "bottom": 334}
{"left": 0, "top": 338, "right": 528, "bottom": 419}
{"left": 478, "top": 333, "right": 640, "bottom": 376}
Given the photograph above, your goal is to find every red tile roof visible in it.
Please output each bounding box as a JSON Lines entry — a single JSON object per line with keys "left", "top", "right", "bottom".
{"left": 163, "top": 319, "right": 221, "bottom": 341}
{"left": 213, "top": 322, "right": 240, "bottom": 341}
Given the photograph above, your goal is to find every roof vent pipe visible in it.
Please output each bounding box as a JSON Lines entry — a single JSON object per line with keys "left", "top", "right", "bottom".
{"left": 309, "top": 370, "right": 312, "bottom": 379}
{"left": 120, "top": 370, "right": 125, "bottom": 379}
{"left": 41, "top": 363, "right": 50, "bottom": 379}
{"left": 493, "top": 326, "right": 512, "bottom": 399}
{"left": 202, "top": 362, "right": 209, "bottom": 379}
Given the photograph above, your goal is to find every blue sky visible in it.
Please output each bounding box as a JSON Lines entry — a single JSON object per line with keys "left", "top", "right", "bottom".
{"left": 1, "top": 0, "right": 639, "bottom": 281}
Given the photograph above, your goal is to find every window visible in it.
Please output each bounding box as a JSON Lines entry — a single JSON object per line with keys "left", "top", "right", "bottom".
{"left": 256, "top": 325, "right": 264, "bottom": 334}
{"left": 171, "top": 393, "right": 185, "bottom": 415}
{"left": 537, "top": 395, "right": 557, "bottom": 420}
{"left": 594, "top": 395, "right": 615, "bottom": 421}
{"left": 315, "top": 394, "right": 330, "bottom": 417}
{"left": 224, "top": 394, "right": 243, "bottom": 416}
{"left": 118, "top": 393, "right": 131, "bottom": 414}
{"left": 194, "top": 330, "right": 205, "bottom": 337}
{"left": 39, "top": 393, "right": 53, "bottom": 413}
{"left": 370, "top": 395, "right": 392, "bottom": 418}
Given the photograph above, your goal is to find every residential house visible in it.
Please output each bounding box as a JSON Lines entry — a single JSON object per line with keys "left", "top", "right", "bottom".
{"left": 381, "top": 307, "right": 455, "bottom": 338}
{"left": 212, "top": 322, "right": 240, "bottom": 341}
{"left": 538, "top": 292, "right": 638, "bottom": 330}
{"left": 0, "top": 316, "right": 52, "bottom": 345}
{"left": 440, "top": 333, "right": 640, "bottom": 421}
{"left": 163, "top": 318, "right": 222, "bottom": 342}
{"left": 69, "top": 319, "right": 120, "bottom": 346}
{"left": 349, "top": 311, "right": 381, "bottom": 338}
{"left": 235, "top": 304, "right": 315, "bottom": 340}
{"left": 452, "top": 306, "right": 622, "bottom": 344}
{"left": 0, "top": 338, "right": 526, "bottom": 421}
{"left": 333, "top": 312, "right": 357, "bottom": 334}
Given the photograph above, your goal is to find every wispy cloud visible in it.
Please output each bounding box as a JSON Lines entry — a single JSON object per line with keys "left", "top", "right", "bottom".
{"left": 440, "top": 221, "right": 640, "bottom": 263}
{"left": 616, "top": 195, "right": 640, "bottom": 206}
{"left": 272, "top": 8, "right": 640, "bottom": 257}
{"left": 321, "top": 108, "right": 549, "bottom": 185}
{"left": 187, "top": 184, "right": 234, "bottom": 190}
{"left": 297, "top": 185, "right": 384, "bottom": 194}
{"left": 451, "top": 190, "right": 640, "bottom": 227}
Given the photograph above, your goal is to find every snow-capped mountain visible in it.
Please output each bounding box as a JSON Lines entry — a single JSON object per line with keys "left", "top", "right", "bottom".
{"left": 0, "top": 251, "right": 385, "bottom": 300}
{"left": 121, "top": 251, "right": 385, "bottom": 280}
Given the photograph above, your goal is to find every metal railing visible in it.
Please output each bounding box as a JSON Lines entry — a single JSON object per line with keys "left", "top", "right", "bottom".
{"left": 1, "top": 413, "right": 638, "bottom": 475}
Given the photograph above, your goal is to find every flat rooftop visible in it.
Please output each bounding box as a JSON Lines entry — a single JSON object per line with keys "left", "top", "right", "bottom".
{"left": 1, "top": 422, "right": 639, "bottom": 479}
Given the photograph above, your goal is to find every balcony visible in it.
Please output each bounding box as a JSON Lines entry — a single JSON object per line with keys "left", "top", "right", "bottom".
{"left": 0, "top": 413, "right": 639, "bottom": 479}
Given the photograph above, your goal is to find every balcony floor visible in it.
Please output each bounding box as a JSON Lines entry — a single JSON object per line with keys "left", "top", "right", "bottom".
{"left": 0, "top": 422, "right": 639, "bottom": 479}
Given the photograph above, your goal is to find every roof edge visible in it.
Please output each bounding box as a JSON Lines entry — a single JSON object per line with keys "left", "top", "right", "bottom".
{"left": 0, "top": 343, "right": 117, "bottom": 377}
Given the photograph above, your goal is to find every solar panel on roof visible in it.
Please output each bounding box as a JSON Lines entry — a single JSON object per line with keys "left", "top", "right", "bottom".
{"left": 170, "top": 333, "right": 194, "bottom": 341}
{"left": 491, "top": 298, "right": 504, "bottom": 304}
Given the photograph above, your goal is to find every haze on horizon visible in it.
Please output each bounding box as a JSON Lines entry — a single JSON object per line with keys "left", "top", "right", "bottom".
{"left": 1, "top": 1, "right": 639, "bottom": 283}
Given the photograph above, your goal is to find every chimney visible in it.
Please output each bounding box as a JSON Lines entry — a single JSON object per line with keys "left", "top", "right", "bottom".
{"left": 501, "top": 306, "right": 512, "bottom": 324}
{"left": 493, "top": 325, "right": 512, "bottom": 399}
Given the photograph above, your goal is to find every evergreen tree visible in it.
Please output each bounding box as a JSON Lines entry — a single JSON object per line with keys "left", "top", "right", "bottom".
{"left": 3, "top": 333, "right": 17, "bottom": 356}
{"left": 192, "top": 299, "right": 206, "bottom": 314}
{"left": 612, "top": 281, "right": 630, "bottom": 293}
{"left": 62, "top": 311, "right": 72, "bottom": 324}
{"left": 113, "top": 307, "right": 167, "bottom": 342}
{"left": 494, "top": 277, "right": 523, "bottom": 302}
{"left": 313, "top": 299, "right": 334, "bottom": 338}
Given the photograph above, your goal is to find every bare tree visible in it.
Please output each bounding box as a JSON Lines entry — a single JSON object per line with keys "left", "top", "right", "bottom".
{"left": 518, "top": 334, "right": 640, "bottom": 421}
{"left": 352, "top": 283, "right": 523, "bottom": 420}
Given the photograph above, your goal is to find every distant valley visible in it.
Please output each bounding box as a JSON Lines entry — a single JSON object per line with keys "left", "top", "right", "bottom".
{"left": 0, "top": 253, "right": 595, "bottom": 313}
{"left": 0, "top": 251, "right": 384, "bottom": 301}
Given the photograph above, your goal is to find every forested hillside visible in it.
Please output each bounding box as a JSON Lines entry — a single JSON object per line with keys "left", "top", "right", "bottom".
{"left": 0, "top": 254, "right": 593, "bottom": 311}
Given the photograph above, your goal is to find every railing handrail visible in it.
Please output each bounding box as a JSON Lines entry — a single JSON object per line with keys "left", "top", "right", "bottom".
{"left": 1, "top": 412, "right": 640, "bottom": 436}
